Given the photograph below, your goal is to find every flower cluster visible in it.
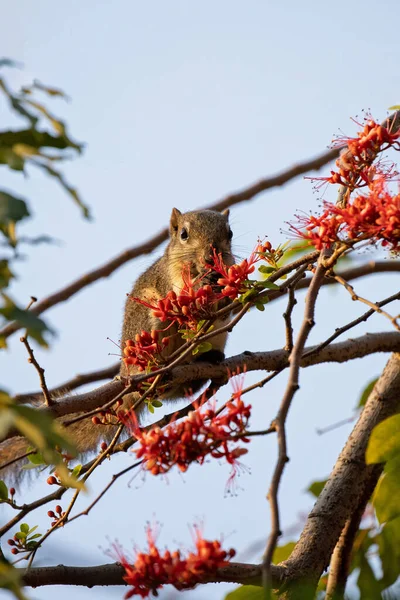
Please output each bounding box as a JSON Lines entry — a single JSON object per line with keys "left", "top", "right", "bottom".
{"left": 291, "top": 177, "right": 400, "bottom": 252}
{"left": 123, "top": 393, "right": 251, "bottom": 484}
{"left": 113, "top": 525, "right": 235, "bottom": 598}
{"left": 210, "top": 248, "right": 260, "bottom": 299}
{"left": 123, "top": 330, "right": 170, "bottom": 371}
{"left": 310, "top": 117, "right": 400, "bottom": 191}
{"left": 132, "top": 268, "right": 219, "bottom": 333}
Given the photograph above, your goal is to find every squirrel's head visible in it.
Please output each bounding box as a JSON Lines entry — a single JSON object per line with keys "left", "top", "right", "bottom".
{"left": 167, "top": 207, "right": 234, "bottom": 288}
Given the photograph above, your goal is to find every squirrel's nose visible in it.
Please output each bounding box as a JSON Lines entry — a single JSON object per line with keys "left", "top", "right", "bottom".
{"left": 202, "top": 245, "right": 217, "bottom": 264}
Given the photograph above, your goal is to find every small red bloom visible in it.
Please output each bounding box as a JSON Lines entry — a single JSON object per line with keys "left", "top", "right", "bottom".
{"left": 123, "top": 388, "right": 251, "bottom": 485}
{"left": 290, "top": 177, "right": 400, "bottom": 252}
{"left": 112, "top": 525, "right": 235, "bottom": 598}
{"left": 123, "top": 330, "right": 169, "bottom": 372}
{"left": 307, "top": 117, "right": 400, "bottom": 191}
{"left": 132, "top": 266, "right": 219, "bottom": 332}
{"left": 209, "top": 248, "right": 260, "bottom": 299}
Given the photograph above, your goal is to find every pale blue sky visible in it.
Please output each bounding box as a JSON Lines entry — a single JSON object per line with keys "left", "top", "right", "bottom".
{"left": 2, "top": 2, "right": 400, "bottom": 599}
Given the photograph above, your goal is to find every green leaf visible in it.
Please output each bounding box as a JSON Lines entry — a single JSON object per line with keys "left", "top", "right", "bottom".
{"left": 388, "top": 105, "right": 400, "bottom": 110}
{"left": 20, "top": 523, "right": 29, "bottom": 534}
{"left": 373, "top": 459, "right": 400, "bottom": 524}
{"left": 27, "top": 525, "right": 38, "bottom": 535}
{"left": 0, "top": 191, "right": 30, "bottom": 224}
{"left": 357, "top": 554, "right": 381, "bottom": 599}
{"left": 257, "top": 280, "right": 280, "bottom": 290}
{"left": 366, "top": 414, "right": 400, "bottom": 464}
{"left": 0, "top": 395, "right": 83, "bottom": 490}
{"left": 192, "top": 341, "right": 213, "bottom": 356}
{"left": 0, "top": 260, "right": 14, "bottom": 289}
{"left": 14, "top": 531, "right": 26, "bottom": 540}
{"left": 377, "top": 516, "right": 400, "bottom": 589}
{"left": 258, "top": 265, "right": 276, "bottom": 274}
{"left": 151, "top": 400, "right": 163, "bottom": 408}
{"left": 0, "top": 480, "right": 8, "bottom": 500}
{"left": 33, "top": 161, "right": 90, "bottom": 219}
{"left": 256, "top": 295, "right": 270, "bottom": 304}
{"left": 307, "top": 479, "right": 327, "bottom": 498}
{"left": 357, "top": 377, "right": 378, "bottom": 408}
{"left": 71, "top": 464, "right": 82, "bottom": 478}
{"left": 239, "top": 289, "right": 257, "bottom": 303}
{"left": 147, "top": 402, "right": 154, "bottom": 414}
{"left": 273, "top": 541, "right": 296, "bottom": 563}
{"left": 0, "top": 148, "right": 25, "bottom": 171}
{"left": 0, "top": 558, "right": 28, "bottom": 600}
{"left": 27, "top": 452, "right": 45, "bottom": 465}
{"left": 26, "top": 541, "right": 39, "bottom": 550}
{"left": 255, "top": 303, "right": 265, "bottom": 311}
{"left": 225, "top": 585, "right": 264, "bottom": 600}
{"left": 32, "top": 80, "right": 70, "bottom": 100}
{"left": 0, "top": 294, "right": 53, "bottom": 347}
{"left": 0, "top": 58, "right": 21, "bottom": 69}
{"left": 27, "top": 533, "right": 41, "bottom": 540}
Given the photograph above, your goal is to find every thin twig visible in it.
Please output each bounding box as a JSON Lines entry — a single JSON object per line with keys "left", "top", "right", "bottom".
{"left": 303, "top": 289, "right": 400, "bottom": 360}
{"left": 10, "top": 259, "right": 400, "bottom": 406}
{"left": 282, "top": 267, "right": 307, "bottom": 352}
{"left": 25, "top": 425, "right": 124, "bottom": 568}
{"left": 3, "top": 331, "right": 400, "bottom": 447}
{"left": 262, "top": 259, "right": 328, "bottom": 597}
{"left": 316, "top": 416, "right": 356, "bottom": 436}
{"left": 334, "top": 274, "right": 400, "bottom": 331}
{"left": 67, "top": 460, "right": 142, "bottom": 524}
{"left": 20, "top": 335, "right": 53, "bottom": 406}
{"left": 13, "top": 363, "right": 119, "bottom": 405}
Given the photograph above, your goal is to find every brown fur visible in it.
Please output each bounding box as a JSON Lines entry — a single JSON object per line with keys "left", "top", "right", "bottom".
{"left": 0, "top": 208, "right": 234, "bottom": 479}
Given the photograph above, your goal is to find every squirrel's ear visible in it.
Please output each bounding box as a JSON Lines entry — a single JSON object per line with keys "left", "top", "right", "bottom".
{"left": 221, "top": 208, "right": 230, "bottom": 219}
{"left": 170, "top": 208, "right": 182, "bottom": 232}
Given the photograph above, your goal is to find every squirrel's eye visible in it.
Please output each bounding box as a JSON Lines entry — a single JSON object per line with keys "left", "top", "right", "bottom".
{"left": 180, "top": 228, "right": 189, "bottom": 241}
{"left": 228, "top": 228, "right": 233, "bottom": 240}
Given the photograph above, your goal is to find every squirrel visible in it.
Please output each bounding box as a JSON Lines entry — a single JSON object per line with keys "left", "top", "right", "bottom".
{"left": 0, "top": 208, "right": 234, "bottom": 475}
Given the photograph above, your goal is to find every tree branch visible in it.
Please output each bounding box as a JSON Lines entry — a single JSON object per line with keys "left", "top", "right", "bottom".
{"left": 263, "top": 260, "right": 327, "bottom": 594}
{"left": 325, "top": 467, "right": 381, "bottom": 600}
{"left": 0, "top": 148, "right": 339, "bottom": 342}
{"left": 278, "top": 353, "right": 400, "bottom": 598}
{"left": 13, "top": 363, "right": 119, "bottom": 405}
{"left": 2, "top": 331, "right": 400, "bottom": 445}
{"left": 19, "top": 561, "right": 279, "bottom": 589}
{"left": 10, "top": 259, "right": 400, "bottom": 405}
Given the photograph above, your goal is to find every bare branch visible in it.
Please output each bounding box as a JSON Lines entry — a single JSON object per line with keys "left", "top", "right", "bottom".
{"left": 303, "top": 289, "right": 400, "bottom": 360}
{"left": 13, "top": 363, "right": 119, "bottom": 405}
{"left": 19, "top": 560, "right": 280, "bottom": 589}
{"left": 278, "top": 353, "right": 400, "bottom": 598}
{"left": 263, "top": 260, "right": 327, "bottom": 594}
{"left": 325, "top": 469, "right": 381, "bottom": 600}
{"left": 10, "top": 259, "right": 400, "bottom": 406}
{"left": 333, "top": 274, "right": 400, "bottom": 331}
{"left": 20, "top": 335, "right": 53, "bottom": 406}
{"left": 2, "top": 331, "right": 400, "bottom": 446}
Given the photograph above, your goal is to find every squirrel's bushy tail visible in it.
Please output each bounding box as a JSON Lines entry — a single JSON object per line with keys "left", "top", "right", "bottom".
{"left": 0, "top": 413, "right": 125, "bottom": 485}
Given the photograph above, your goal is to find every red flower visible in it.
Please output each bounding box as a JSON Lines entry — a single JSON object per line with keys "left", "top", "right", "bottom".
{"left": 209, "top": 248, "right": 260, "bottom": 299}
{"left": 330, "top": 177, "right": 400, "bottom": 250}
{"left": 123, "top": 330, "right": 169, "bottom": 372}
{"left": 123, "top": 380, "right": 251, "bottom": 486}
{"left": 132, "top": 266, "right": 219, "bottom": 332}
{"left": 289, "top": 210, "right": 341, "bottom": 250}
{"left": 307, "top": 117, "right": 400, "bottom": 191}
{"left": 290, "top": 177, "right": 400, "bottom": 252}
{"left": 112, "top": 525, "right": 236, "bottom": 598}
